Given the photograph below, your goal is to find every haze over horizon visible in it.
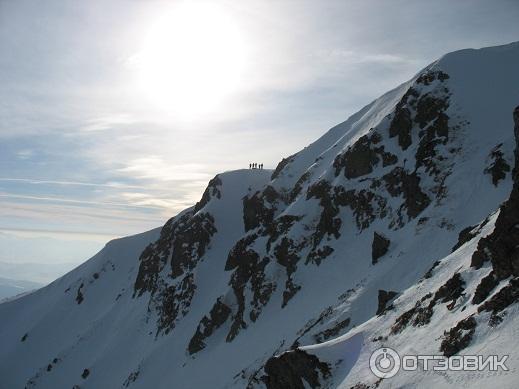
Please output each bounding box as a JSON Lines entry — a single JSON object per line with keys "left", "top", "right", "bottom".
{"left": 1, "top": 0, "right": 518, "bottom": 268}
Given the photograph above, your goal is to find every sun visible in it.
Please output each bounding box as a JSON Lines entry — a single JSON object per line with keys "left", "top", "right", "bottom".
{"left": 132, "top": 2, "right": 247, "bottom": 117}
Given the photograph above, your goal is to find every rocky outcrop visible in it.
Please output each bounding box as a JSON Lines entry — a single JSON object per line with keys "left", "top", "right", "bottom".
{"left": 452, "top": 224, "right": 478, "bottom": 252}
{"left": 478, "top": 278, "right": 519, "bottom": 326}
{"left": 76, "top": 283, "right": 84, "bottom": 305}
{"left": 440, "top": 316, "right": 477, "bottom": 357}
{"left": 376, "top": 290, "right": 398, "bottom": 315}
{"left": 188, "top": 297, "right": 232, "bottom": 354}
{"left": 391, "top": 273, "right": 465, "bottom": 334}
{"left": 415, "top": 70, "right": 450, "bottom": 85}
{"left": 194, "top": 175, "right": 222, "bottom": 213}
{"left": 133, "top": 209, "right": 217, "bottom": 334}
{"left": 471, "top": 107, "right": 519, "bottom": 280}
{"left": 289, "top": 172, "right": 311, "bottom": 202}
{"left": 484, "top": 144, "right": 511, "bottom": 186}
{"left": 388, "top": 87, "right": 418, "bottom": 150}
{"left": 225, "top": 235, "right": 275, "bottom": 341}
{"left": 313, "top": 318, "right": 351, "bottom": 343}
{"left": 261, "top": 349, "right": 331, "bottom": 389}
{"left": 472, "top": 271, "right": 499, "bottom": 305}
{"left": 243, "top": 186, "right": 281, "bottom": 232}
{"left": 382, "top": 167, "right": 431, "bottom": 220}
{"left": 372, "top": 232, "right": 390, "bottom": 264}
{"left": 333, "top": 131, "right": 397, "bottom": 179}
{"left": 271, "top": 155, "right": 296, "bottom": 180}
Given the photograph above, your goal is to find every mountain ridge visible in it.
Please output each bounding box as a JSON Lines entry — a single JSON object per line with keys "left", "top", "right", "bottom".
{"left": 1, "top": 41, "right": 518, "bottom": 389}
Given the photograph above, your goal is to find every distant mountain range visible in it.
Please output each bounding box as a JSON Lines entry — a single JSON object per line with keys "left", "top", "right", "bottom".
{"left": 0, "top": 261, "right": 76, "bottom": 285}
{"left": 0, "top": 276, "right": 42, "bottom": 301}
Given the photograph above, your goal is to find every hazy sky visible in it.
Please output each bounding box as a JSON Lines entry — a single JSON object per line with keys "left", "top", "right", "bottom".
{"left": 1, "top": 0, "right": 518, "bottom": 265}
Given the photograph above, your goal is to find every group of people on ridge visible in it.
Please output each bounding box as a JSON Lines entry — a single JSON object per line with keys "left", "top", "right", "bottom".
{"left": 249, "top": 163, "right": 263, "bottom": 169}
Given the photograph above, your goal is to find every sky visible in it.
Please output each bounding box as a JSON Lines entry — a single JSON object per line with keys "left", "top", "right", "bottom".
{"left": 1, "top": 0, "right": 518, "bottom": 268}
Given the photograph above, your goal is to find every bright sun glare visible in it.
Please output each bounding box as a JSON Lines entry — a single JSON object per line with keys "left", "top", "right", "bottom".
{"left": 133, "top": 3, "right": 247, "bottom": 117}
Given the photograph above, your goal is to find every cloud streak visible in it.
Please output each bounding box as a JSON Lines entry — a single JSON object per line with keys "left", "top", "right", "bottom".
{"left": 0, "top": 177, "right": 145, "bottom": 189}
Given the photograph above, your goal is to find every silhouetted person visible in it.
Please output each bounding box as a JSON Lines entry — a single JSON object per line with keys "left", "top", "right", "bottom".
{"left": 249, "top": 163, "right": 252, "bottom": 169}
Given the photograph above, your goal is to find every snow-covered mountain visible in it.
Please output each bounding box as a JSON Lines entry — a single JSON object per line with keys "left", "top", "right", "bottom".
{"left": 1, "top": 42, "right": 519, "bottom": 389}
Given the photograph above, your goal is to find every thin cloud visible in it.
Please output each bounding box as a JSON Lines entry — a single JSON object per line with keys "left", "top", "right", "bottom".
{"left": 317, "top": 49, "right": 419, "bottom": 65}
{"left": 0, "top": 177, "right": 145, "bottom": 190}
{"left": 78, "top": 114, "right": 136, "bottom": 132}
{"left": 118, "top": 156, "right": 212, "bottom": 182}
{"left": 1, "top": 201, "right": 164, "bottom": 224}
{"left": 16, "top": 149, "right": 34, "bottom": 160}
{"left": 0, "top": 193, "right": 164, "bottom": 210}
{"left": 0, "top": 227, "right": 121, "bottom": 241}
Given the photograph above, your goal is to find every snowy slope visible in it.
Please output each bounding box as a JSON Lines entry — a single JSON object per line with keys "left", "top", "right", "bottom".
{"left": 1, "top": 42, "right": 519, "bottom": 389}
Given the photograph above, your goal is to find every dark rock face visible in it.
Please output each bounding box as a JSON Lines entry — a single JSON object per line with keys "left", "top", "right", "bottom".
{"left": 307, "top": 180, "right": 342, "bottom": 248}
{"left": 451, "top": 225, "right": 478, "bottom": 252}
{"left": 133, "top": 210, "right": 217, "bottom": 334}
{"left": 274, "top": 237, "right": 303, "bottom": 307}
{"left": 194, "top": 175, "right": 222, "bottom": 213}
{"left": 391, "top": 304, "right": 418, "bottom": 335}
{"left": 155, "top": 274, "right": 196, "bottom": 334}
{"left": 225, "top": 235, "right": 275, "bottom": 341}
{"left": 134, "top": 210, "right": 215, "bottom": 296}
{"left": 289, "top": 172, "right": 311, "bottom": 202}
{"left": 313, "top": 318, "right": 351, "bottom": 343}
{"left": 440, "top": 316, "right": 477, "bottom": 357}
{"left": 416, "top": 70, "right": 450, "bottom": 85}
{"left": 265, "top": 215, "right": 302, "bottom": 252}
{"left": 478, "top": 278, "right": 519, "bottom": 325}
{"left": 376, "top": 290, "right": 398, "bottom": 315}
{"left": 434, "top": 273, "right": 465, "bottom": 304}
{"left": 188, "top": 297, "right": 232, "bottom": 354}
{"left": 415, "top": 111, "right": 449, "bottom": 176}
{"left": 382, "top": 167, "right": 431, "bottom": 220}
{"left": 76, "top": 283, "right": 84, "bottom": 305}
{"left": 391, "top": 273, "right": 464, "bottom": 334}
{"left": 388, "top": 88, "right": 418, "bottom": 150}
{"left": 470, "top": 107, "right": 519, "bottom": 280}
{"left": 271, "top": 155, "right": 296, "bottom": 180}
{"left": 170, "top": 213, "right": 217, "bottom": 278}
{"left": 333, "top": 131, "right": 397, "bottom": 179}
{"left": 335, "top": 186, "right": 388, "bottom": 231}
{"left": 243, "top": 186, "right": 280, "bottom": 232}
{"left": 261, "top": 349, "right": 331, "bottom": 389}
{"left": 372, "top": 232, "right": 390, "bottom": 264}
{"left": 415, "top": 93, "right": 449, "bottom": 130}
{"left": 307, "top": 181, "right": 388, "bottom": 235}
{"left": 484, "top": 144, "right": 511, "bottom": 186}
{"left": 472, "top": 271, "right": 499, "bottom": 305}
